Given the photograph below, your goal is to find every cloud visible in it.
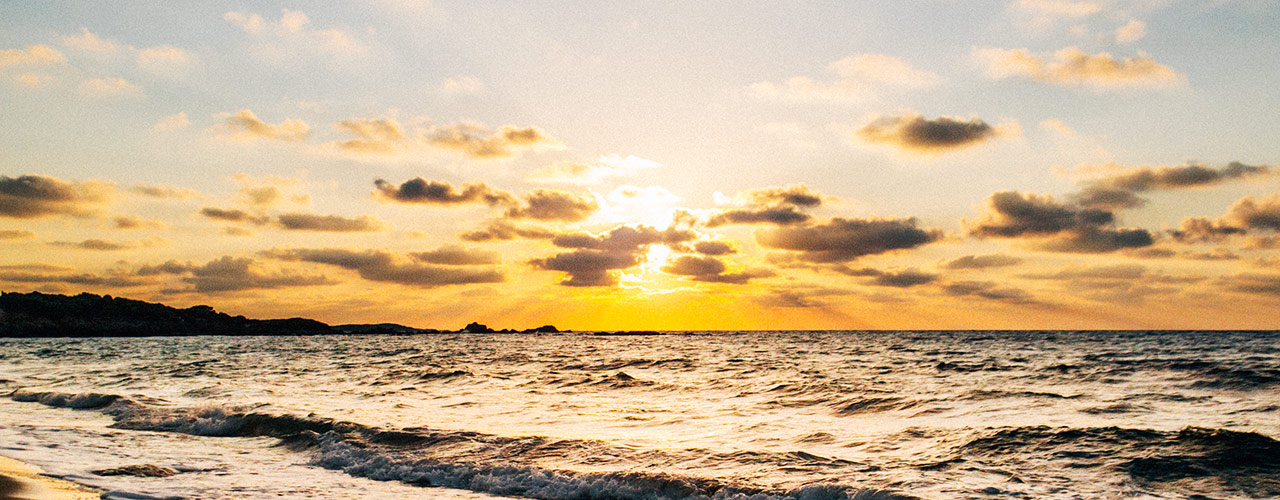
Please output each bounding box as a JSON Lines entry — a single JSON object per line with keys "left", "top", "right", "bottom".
{"left": 528, "top": 154, "right": 661, "bottom": 185}
{"left": 0, "top": 45, "right": 65, "bottom": 69}
{"left": 739, "top": 184, "right": 824, "bottom": 207}
{"left": 1023, "top": 264, "right": 1202, "bottom": 303}
{"left": 974, "top": 46, "right": 1182, "bottom": 89}
{"left": 706, "top": 184, "right": 826, "bottom": 227}
{"left": 80, "top": 77, "right": 142, "bottom": 97}
{"left": 707, "top": 206, "right": 811, "bottom": 227}
{"left": 943, "top": 254, "right": 1023, "bottom": 269}
{"left": 199, "top": 207, "right": 269, "bottom": 225}
{"left": 969, "top": 191, "right": 1153, "bottom": 253}
{"left": 0, "top": 265, "right": 144, "bottom": 288}
{"left": 694, "top": 241, "right": 736, "bottom": 256}
{"left": 0, "top": 230, "right": 35, "bottom": 240}
{"left": 1116, "top": 20, "right": 1147, "bottom": 43}
{"left": 427, "top": 124, "right": 562, "bottom": 159}
{"left": 218, "top": 109, "right": 309, "bottom": 142}
{"left": 131, "top": 184, "right": 202, "bottom": 199}
{"left": 62, "top": 28, "right": 119, "bottom": 54}
{"left": 1225, "top": 273, "right": 1280, "bottom": 297}
{"left": 155, "top": 256, "right": 333, "bottom": 293}
{"left": 136, "top": 44, "right": 192, "bottom": 77}
{"left": 329, "top": 117, "right": 561, "bottom": 159}
{"left": 411, "top": 245, "right": 501, "bottom": 266}
{"left": 748, "top": 53, "right": 940, "bottom": 103}
{"left": 504, "top": 190, "right": 598, "bottom": 222}
{"left": 942, "top": 280, "right": 1036, "bottom": 303}
{"left": 1073, "top": 162, "right": 1270, "bottom": 209}
{"left": 658, "top": 255, "right": 774, "bottom": 285}
{"left": 113, "top": 214, "right": 165, "bottom": 231}
{"left": 1222, "top": 195, "right": 1280, "bottom": 231}
{"left": 757, "top": 217, "right": 942, "bottom": 263}
{"left": 439, "top": 75, "right": 485, "bottom": 96}
{"left": 868, "top": 269, "right": 938, "bottom": 288}
{"left": 224, "top": 9, "right": 359, "bottom": 55}
{"left": 265, "top": 248, "right": 504, "bottom": 288}
{"left": 0, "top": 174, "right": 110, "bottom": 218}
{"left": 459, "top": 220, "right": 557, "bottom": 242}
{"left": 1013, "top": 0, "right": 1102, "bottom": 18}
{"left": 374, "top": 178, "right": 514, "bottom": 206}
{"left": 531, "top": 225, "right": 695, "bottom": 287}
{"left": 856, "top": 114, "right": 1007, "bottom": 153}
{"left": 154, "top": 112, "right": 190, "bottom": 131}
{"left": 1170, "top": 195, "right": 1280, "bottom": 243}
{"left": 276, "top": 213, "right": 384, "bottom": 232}
{"left": 49, "top": 238, "right": 157, "bottom": 251}
{"left": 1039, "top": 119, "right": 1075, "bottom": 137}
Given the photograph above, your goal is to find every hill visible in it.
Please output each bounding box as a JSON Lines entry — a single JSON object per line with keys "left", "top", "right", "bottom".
{"left": 0, "top": 291, "right": 333, "bottom": 338}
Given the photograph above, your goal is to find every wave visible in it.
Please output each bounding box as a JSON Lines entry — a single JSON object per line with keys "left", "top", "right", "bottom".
{"left": 950, "top": 425, "right": 1280, "bottom": 497}
{"left": 7, "top": 390, "right": 915, "bottom": 500}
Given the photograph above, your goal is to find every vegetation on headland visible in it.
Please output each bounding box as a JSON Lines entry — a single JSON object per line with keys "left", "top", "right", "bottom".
{"left": 0, "top": 291, "right": 562, "bottom": 338}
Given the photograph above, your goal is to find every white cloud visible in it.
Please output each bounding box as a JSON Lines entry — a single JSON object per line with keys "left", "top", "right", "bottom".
{"left": 62, "top": 28, "right": 120, "bottom": 54}
{"left": 154, "top": 112, "right": 190, "bottom": 131}
{"left": 0, "top": 45, "right": 65, "bottom": 69}
{"left": 749, "top": 53, "right": 940, "bottom": 103}
{"left": 80, "top": 77, "right": 142, "bottom": 97}
{"left": 1116, "top": 20, "right": 1147, "bottom": 43}
{"left": 975, "top": 46, "right": 1182, "bottom": 89}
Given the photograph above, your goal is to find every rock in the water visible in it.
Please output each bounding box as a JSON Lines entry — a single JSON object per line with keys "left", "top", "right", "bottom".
{"left": 461, "top": 322, "right": 494, "bottom": 333}
{"left": 93, "top": 464, "right": 179, "bottom": 477}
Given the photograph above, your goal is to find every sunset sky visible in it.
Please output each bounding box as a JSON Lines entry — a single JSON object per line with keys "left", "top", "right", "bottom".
{"left": 3, "top": 1, "right": 1280, "bottom": 330}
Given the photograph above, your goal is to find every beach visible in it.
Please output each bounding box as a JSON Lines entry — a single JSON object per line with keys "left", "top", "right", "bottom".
{"left": 0, "top": 457, "right": 97, "bottom": 500}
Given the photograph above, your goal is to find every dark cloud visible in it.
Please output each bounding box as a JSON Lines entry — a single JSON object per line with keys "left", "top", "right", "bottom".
{"left": 427, "top": 124, "right": 560, "bottom": 159}
{"left": 706, "top": 185, "right": 829, "bottom": 227}
{"left": 136, "top": 260, "right": 194, "bottom": 276}
{"left": 113, "top": 216, "right": 164, "bottom": 230}
{"left": 756, "top": 217, "right": 942, "bottom": 263}
{"left": 1226, "top": 273, "right": 1280, "bottom": 297}
{"left": 870, "top": 269, "right": 938, "bottom": 288}
{"left": 180, "top": 256, "right": 332, "bottom": 293}
{"left": 1223, "top": 195, "right": 1280, "bottom": 231}
{"left": 1021, "top": 264, "right": 1201, "bottom": 303}
{"left": 694, "top": 241, "right": 736, "bottom": 256}
{"left": 942, "top": 280, "right": 1036, "bottom": 303}
{"left": 0, "top": 264, "right": 144, "bottom": 288}
{"left": 1126, "top": 247, "right": 1178, "bottom": 259}
{"left": 0, "top": 175, "right": 109, "bottom": 218}
{"left": 200, "top": 207, "right": 269, "bottom": 225}
{"left": 276, "top": 213, "right": 384, "bottom": 232}
{"left": 532, "top": 225, "right": 695, "bottom": 287}
{"left": 756, "top": 285, "right": 859, "bottom": 309}
{"left": 1169, "top": 217, "right": 1246, "bottom": 243}
{"left": 969, "top": 191, "right": 1153, "bottom": 253}
{"left": 943, "top": 254, "right": 1023, "bottom": 269}
{"left": 130, "top": 184, "right": 202, "bottom": 199}
{"left": 459, "top": 220, "right": 556, "bottom": 242}
{"left": 741, "top": 184, "right": 823, "bottom": 207}
{"left": 706, "top": 206, "right": 811, "bottom": 227}
{"left": 410, "top": 245, "right": 501, "bottom": 266}
{"left": 49, "top": 239, "right": 134, "bottom": 251}
{"left": 0, "top": 230, "right": 35, "bottom": 240}
{"left": 504, "top": 190, "right": 598, "bottom": 222}
{"left": 265, "top": 248, "right": 504, "bottom": 288}
{"left": 1075, "top": 162, "right": 1270, "bottom": 209}
{"left": 857, "top": 114, "right": 999, "bottom": 153}
{"left": 660, "top": 256, "right": 773, "bottom": 285}
{"left": 374, "top": 178, "right": 514, "bottom": 206}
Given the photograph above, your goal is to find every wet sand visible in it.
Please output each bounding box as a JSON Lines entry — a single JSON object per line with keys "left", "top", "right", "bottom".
{"left": 0, "top": 457, "right": 98, "bottom": 500}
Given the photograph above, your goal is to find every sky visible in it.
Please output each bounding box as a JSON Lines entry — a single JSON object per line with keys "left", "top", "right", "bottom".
{"left": 2, "top": 0, "right": 1280, "bottom": 330}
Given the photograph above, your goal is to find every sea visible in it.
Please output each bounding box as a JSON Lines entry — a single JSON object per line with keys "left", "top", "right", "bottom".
{"left": 1, "top": 331, "right": 1277, "bottom": 500}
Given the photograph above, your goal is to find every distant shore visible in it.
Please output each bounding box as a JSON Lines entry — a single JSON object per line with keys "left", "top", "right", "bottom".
{"left": 0, "top": 457, "right": 98, "bottom": 500}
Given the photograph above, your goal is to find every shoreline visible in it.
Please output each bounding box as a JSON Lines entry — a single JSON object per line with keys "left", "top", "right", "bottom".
{"left": 0, "top": 457, "right": 99, "bottom": 500}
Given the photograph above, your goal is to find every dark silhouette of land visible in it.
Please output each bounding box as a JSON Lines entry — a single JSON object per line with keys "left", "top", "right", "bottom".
{"left": 0, "top": 291, "right": 562, "bottom": 338}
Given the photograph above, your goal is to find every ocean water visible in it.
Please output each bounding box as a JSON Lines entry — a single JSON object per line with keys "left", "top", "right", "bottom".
{"left": 1, "top": 331, "right": 1277, "bottom": 500}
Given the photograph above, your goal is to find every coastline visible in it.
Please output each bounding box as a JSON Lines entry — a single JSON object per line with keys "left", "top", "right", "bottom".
{"left": 0, "top": 457, "right": 98, "bottom": 500}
